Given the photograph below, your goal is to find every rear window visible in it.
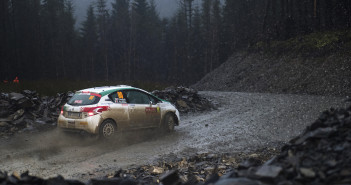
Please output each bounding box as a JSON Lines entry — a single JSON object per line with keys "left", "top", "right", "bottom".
{"left": 67, "top": 93, "right": 101, "bottom": 106}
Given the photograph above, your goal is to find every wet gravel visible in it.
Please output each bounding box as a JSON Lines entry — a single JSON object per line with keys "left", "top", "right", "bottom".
{"left": 0, "top": 91, "right": 347, "bottom": 181}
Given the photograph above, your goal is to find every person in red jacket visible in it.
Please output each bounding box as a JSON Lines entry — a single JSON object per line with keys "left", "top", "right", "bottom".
{"left": 13, "top": 76, "right": 19, "bottom": 83}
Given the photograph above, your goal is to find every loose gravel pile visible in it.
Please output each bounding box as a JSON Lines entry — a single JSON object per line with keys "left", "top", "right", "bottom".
{"left": 152, "top": 86, "right": 217, "bottom": 113}
{"left": 0, "top": 91, "right": 73, "bottom": 137}
{"left": 1, "top": 104, "right": 351, "bottom": 185}
{"left": 192, "top": 53, "right": 351, "bottom": 96}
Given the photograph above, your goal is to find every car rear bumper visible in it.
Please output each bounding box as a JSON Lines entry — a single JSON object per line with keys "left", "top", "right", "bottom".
{"left": 57, "top": 114, "right": 101, "bottom": 134}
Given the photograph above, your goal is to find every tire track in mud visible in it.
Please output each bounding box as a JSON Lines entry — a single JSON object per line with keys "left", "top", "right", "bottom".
{"left": 0, "top": 91, "right": 347, "bottom": 181}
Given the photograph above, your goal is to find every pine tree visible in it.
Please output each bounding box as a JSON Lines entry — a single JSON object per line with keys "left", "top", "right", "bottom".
{"left": 131, "top": 0, "right": 150, "bottom": 80}
{"left": 210, "top": 0, "right": 221, "bottom": 70}
{"left": 201, "top": 0, "right": 212, "bottom": 74}
{"left": 0, "top": 0, "right": 11, "bottom": 80}
{"left": 110, "top": 0, "right": 130, "bottom": 80}
{"left": 81, "top": 4, "right": 98, "bottom": 80}
{"left": 96, "top": 0, "right": 110, "bottom": 81}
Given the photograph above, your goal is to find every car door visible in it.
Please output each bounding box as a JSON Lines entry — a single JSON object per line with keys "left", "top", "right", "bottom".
{"left": 103, "top": 91, "right": 129, "bottom": 130}
{"left": 147, "top": 95, "right": 161, "bottom": 126}
{"left": 124, "top": 90, "right": 160, "bottom": 128}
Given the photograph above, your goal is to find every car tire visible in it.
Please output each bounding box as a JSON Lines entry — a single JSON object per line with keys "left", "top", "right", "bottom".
{"left": 162, "top": 113, "right": 175, "bottom": 133}
{"left": 99, "top": 119, "right": 117, "bottom": 140}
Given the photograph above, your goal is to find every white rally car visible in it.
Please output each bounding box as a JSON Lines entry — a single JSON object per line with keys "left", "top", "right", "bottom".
{"left": 57, "top": 85, "right": 180, "bottom": 139}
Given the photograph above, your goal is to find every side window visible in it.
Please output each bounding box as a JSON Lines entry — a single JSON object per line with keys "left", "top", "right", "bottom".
{"left": 125, "top": 90, "right": 150, "bottom": 104}
{"left": 149, "top": 95, "right": 160, "bottom": 104}
{"left": 108, "top": 91, "right": 127, "bottom": 103}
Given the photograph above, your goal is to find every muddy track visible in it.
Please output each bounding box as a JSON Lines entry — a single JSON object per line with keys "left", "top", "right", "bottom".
{"left": 0, "top": 91, "right": 347, "bottom": 181}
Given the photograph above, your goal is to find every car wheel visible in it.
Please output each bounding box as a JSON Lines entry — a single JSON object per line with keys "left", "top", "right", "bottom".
{"left": 99, "top": 120, "right": 117, "bottom": 139}
{"left": 163, "top": 113, "right": 175, "bottom": 133}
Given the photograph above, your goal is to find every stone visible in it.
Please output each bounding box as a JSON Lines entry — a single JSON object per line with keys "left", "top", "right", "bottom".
{"left": 177, "top": 100, "right": 188, "bottom": 108}
{"left": 0, "top": 122, "right": 9, "bottom": 127}
{"left": 150, "top": 166, "right": 164, "bottom": 174}
{"left": 299, "top": 168, "right": 315, "bottom": 178}
{"left": 160, "top": 170, "right": 180, "bottom": 185}
{"left": 255, "top": 165, "right": 282, "bottom": 178}
{"left": 214, "top": 178, "right": 262, "bottom": 185}
{"left": 9, "top": 93, "right": 25, "bottom": 101}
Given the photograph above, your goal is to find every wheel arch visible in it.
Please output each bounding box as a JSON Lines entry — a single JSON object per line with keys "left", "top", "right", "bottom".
{"left": 163, "top": 111, "right": 179, "bottom": 126}
{"left": 98, "top": 118, "right": 118, "bottom": 139}
{"left": 99, "top": 118, "right": 118, "bottom": 130}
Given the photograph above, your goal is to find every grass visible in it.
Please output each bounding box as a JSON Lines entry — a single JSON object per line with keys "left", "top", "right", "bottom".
{"left": 0, "top": 80, "right": 171, "bottom": 96}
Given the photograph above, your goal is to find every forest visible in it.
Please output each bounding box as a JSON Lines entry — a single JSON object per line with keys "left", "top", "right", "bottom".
{"left": 1, "top": 0, "right": 351, "bottom": 84}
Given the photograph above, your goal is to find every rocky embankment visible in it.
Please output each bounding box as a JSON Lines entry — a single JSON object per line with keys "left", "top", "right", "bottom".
{"left": 193, "top": 52, "right": 351, "bottom": 96}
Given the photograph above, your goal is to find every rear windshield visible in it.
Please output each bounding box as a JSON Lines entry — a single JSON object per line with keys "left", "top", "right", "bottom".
{"left": 67, "top": 93, "right": 101, "bottom": 106}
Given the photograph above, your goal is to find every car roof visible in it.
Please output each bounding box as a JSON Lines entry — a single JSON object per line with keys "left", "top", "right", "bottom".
{"left": 77, "top": 85, "right": 149, "bottom": 97}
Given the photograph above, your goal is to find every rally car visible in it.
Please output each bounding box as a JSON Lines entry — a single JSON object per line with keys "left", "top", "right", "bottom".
{"left": 57, "top": 85, "right": 180, "bottom": 139}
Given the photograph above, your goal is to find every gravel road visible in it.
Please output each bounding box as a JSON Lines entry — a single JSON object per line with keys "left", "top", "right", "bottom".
{"left": 0, "top": 91, "right": 347, "bottom": 181}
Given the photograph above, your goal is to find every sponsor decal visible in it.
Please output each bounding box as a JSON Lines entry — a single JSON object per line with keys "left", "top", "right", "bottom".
{"left": 157, "top": 107, "right": 160, "bottom": 113}
{"left": 122, "top": 104, "right": 128, "bottom": 106}
{"left": 74, "top": 100, "right": 83, "bottom": 104}
{"left": 89, "top": 96, "right": 94, "bottom": 100}
{"left": 117, "top": 98, "right": 127, "bottom": 103}
{"left": 100, "top": 103, "right": 111, "bottom": 105}
{"left": 117, "top": 91, "right": 124, "bottom": 99}
{"left": 145, "top": 107, "right": 158, "bottom": 114}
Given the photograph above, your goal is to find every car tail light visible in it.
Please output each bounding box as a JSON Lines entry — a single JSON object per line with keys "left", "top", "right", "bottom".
{"left": 60, "top": 106, "right": 63, "bottom": 115}
{"left": 88, "top": 112, "right": 95, "bottom": 116}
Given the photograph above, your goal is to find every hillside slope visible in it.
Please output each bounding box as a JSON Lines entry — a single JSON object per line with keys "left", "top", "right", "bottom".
{"left": 193, "top": 52, "right": 351, "bottom": 96}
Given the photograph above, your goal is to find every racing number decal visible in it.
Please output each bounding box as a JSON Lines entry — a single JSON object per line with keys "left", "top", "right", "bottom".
{"left": 117, "top": 91, "right": 124, "bottom": 99}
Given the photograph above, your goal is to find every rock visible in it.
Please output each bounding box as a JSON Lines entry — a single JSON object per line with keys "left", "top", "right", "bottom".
{"left": 17, "top": 97, "right": 34, "bottom": 108}
{"left": 12, "top": 117, "right": 28, "bottom": 128}
{"left": 214, "top": 178, "right": 262, "bottom": 185}
{"left": 255, "top": 165, "right": 282, "bottom": 178}
{"left": 239, "top": 158, "right": 262, "bottom": 169}
{"left": 160, "top": 170, "right": 180, "bottom": 185}
{"left": 0, "top": 122, "right": 9, "bottom": 127}
{"left": 9, "top": 93, "right": 25, "bottom": 101}
{"left": 89, "top": 178, "right": 123, "bottom": 185}
{"left": 177, "top": 100, "right": 189, "bottom": 108}
{"left": 340, "top": 169, "right": 351, "bottom": 176}
{"left": 11, "top": 109, "right": 25, "bottom": 120}
{"left": 299, "top": 168, "right": 315, "bottom": 178}
{"left": 150, "top": 166, "right": 164, "bottom": 174}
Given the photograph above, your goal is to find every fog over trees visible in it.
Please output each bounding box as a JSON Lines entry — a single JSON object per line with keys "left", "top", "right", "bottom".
{"left": 1, "top": 0, "right": 351, "bottom": 84}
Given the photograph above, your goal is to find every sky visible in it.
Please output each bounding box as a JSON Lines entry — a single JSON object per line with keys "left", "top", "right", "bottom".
{"left": 73, "top": 0, "right": 178, "bottom": 27}
{"left": 72, "top": 0, "right": 215, "bottom": 27}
